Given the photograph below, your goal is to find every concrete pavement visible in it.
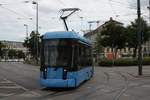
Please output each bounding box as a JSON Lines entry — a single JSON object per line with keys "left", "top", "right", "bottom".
{"left": 0, "top": 62, "right": 150, "bottom": 100}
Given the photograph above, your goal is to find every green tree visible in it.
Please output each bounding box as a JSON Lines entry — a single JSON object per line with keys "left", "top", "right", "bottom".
{"left": 95, "top": 33, "right": 103, "bottom": 53}
{"left": 96, "top": 20, "right": 127, "bottom": 58}
{"left": 17, "top": 50, "right": 25, "bottom": 59}
{"left": 23, "top": 31, "right": 40, "bottom": 59}
{"left": 126, "top": 18, "right": 150, "bottom": 57}
{"left": 8, "top": 49, "right": 17, "bottom": 59}
{"left": 0, "top": 42, "right": 5, "bottom": 58}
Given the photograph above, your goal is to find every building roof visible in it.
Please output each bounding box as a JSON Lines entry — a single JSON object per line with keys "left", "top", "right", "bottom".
{"left": 43, "top": 31, "right": 91, "bottom": 45}
{"left": 84, "top": 17, "right": 123, "bottom": 37}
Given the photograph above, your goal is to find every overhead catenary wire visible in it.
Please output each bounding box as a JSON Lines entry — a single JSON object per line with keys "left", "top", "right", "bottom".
{"left": 0, "top": 3, "right": 49, "bottom": 31}
{"left": 0, "top": 1, "right": 31, "bottom": 5}
{"left": 110, "top": 1, "right": 136, "bottom": 10}
{"left": 57, "top": 0, "right": 66, "bottom": 6}
{"left": 0, "top": 5, "right": 36, "bottom": 26}
{"left": 109, "top": 0, "right": 147, "bottom": 14}
{"left": 0, "top": 4, "right": 31, "bottom": 19}
{"left": 110, "top": 0, "right": 134, "bottom": 7}
{"left": 107, "top": 0, "right": 119, "bottom": 18}
{"left": 105, "top": 0, "right": 148, "bottom": 22}
{"left": 111, "top": 0, "right": 128, "bottom": 5}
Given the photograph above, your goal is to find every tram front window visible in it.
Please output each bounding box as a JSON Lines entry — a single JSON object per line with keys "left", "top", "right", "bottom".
{"left": 44, "top": 40, "right": 72, "bottom": 67}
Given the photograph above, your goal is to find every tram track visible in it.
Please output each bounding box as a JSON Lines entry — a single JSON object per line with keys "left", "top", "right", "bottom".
{"left": 112, "top": 71, "right": 129, "bottom": 100}
{"left": 38, "top": 71, "right": 110, "bottom": 100}
{"left": 86, "top": 71, "right": 150, "bottom": 100}
{"left": 71, "top": 71, "right": 112, "bottom": 100}
{"left": 103, "top": 71, "right": 110, "bottom": 83}
{"left": 80, "top": 71, "right": 129, "bottom": 100}
{"left": 36, "top": 88, "right": 79, "bottom": 100}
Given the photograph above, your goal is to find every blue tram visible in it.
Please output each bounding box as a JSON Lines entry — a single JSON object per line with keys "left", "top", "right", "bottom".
{"left": 40, "top": 31, "right": 93, "bottom": 88}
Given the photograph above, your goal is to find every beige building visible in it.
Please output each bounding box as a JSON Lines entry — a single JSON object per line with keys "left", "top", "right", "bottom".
{"left": 84, "top": 17, "right": 149, "bottom": 59}
{"left": 84, "top": 17, "right": 123, "bottom": 45}
{"left": 1, "top": 40, "right": 27, "bottom": 53}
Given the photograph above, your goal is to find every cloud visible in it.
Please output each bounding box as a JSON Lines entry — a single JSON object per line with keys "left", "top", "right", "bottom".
{"left": 0, "top": 0, "right": 148, "bottom": 41}
{"left": 38, "top": 0, "right": 61, "bottom": 14}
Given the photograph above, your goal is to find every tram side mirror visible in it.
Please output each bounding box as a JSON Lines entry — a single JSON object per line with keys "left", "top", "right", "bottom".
{"left": 40, "top": 35, "right": 43, "bottom": 42}
{"left": 40, "top": 35, "right": 43, "bottom": 39}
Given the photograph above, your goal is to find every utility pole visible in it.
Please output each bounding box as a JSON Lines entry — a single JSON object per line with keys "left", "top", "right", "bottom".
{"left": 88, "top": 22, "right": 92, "bottom": 32}
{"left": 137, "top": 0, "right": 142, "bottom": 75}
{"left": 80, "top": 17, "right": 83, "bottom": 31}
{"left": 88, "top": 20, "right": 100, "bottom": 32}
{"left": 147, "top": 0, "right": 150, "bottom": 55}
{"left": 148, "top": 0, "right": 150, "bottom": 24}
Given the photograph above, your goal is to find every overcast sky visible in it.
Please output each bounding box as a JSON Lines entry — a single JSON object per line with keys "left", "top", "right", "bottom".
{"left": 0, "top": 0, "right": 149, "bottom": 41}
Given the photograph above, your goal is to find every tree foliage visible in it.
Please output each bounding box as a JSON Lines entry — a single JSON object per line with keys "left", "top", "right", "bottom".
{"left": 17, "top": 50, "right": 25, "bottom": 59}
{"left": 7, "top": 49, "right": 25, "bottom": 59}
{"left": 23, "top": 31, "right": 40, "bottom": 59}
{"left": 8, "top": 49, "right": 17, "bottom": 59}
{"left": 96, "top": 20, "right": 127, "bottom": 58}
{"left": 126, "top": 18, "right": 150, "bottom": 57}
{"left": 95, "top": 33, "right": 102, "bottom": 53}
{"left": 0, "top": 42, "right": 5, "bottom": 57}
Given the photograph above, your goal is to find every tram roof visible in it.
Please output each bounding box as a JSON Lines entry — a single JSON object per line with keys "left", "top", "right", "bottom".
{"left": 43, "top": 31, "right": 91, "bottom": 45}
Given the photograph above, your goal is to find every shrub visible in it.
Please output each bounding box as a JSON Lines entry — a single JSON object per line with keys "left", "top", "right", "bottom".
{"left": 143, "top": 57, "right": 150, "bottom": 65}
{"left": 98, "top": 57, "right": 150, "bottom": 66}
{"left": 114, "top": 58, "right": 137, "bottom": 66}
{"left": 98, "top": 59, "right": 113, "bottom": 66}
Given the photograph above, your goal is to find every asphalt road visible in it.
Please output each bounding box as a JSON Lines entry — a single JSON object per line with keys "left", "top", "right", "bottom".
{"left": 0, "top": 62, "right": 150, "bottom": 100}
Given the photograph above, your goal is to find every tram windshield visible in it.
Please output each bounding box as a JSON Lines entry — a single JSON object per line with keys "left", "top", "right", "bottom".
{"left": 44, "top": 40, "right": 72, "bottom": 67}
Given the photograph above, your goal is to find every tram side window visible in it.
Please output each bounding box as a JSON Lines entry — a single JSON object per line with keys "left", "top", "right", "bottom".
{"left": 78, "top": 45, "right": 84, "bottom": 68}
{"left": 71, "top": 45, "right": 78, "bottom": 71}
{"left": 86, "top": 47, "right": 92, "bottom": 66}
{"left": 78, "top": 43, "right": 92, "bottom": 69}
{"left": 44, "top": 46, "right": 49, "bottom": 66}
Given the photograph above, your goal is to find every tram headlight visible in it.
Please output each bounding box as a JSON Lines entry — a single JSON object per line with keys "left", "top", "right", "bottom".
{"left": 63, "top": 67, "right": 68, "bottom": 80}
{"left": 44, "top": 68, "right": 47, "bottom": 71}
{"left": 64, "top": 69, "right": 67, "bottom": 72}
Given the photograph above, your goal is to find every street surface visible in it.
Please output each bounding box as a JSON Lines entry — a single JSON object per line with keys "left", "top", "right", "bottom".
{"left": 0, "top": 62, "right": 150, "bottom": 100}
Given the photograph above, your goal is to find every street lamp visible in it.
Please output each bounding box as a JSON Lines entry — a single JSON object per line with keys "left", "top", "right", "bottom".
{"left": 24, "top": 1, "right": 39, "bottom": 63}
{"left": 32, "top": 1, "right": 39, "bottom": 35}
{"left": 33, "top": 1, "right": 39, "bottom": 63}
{"left": 24, "top": 24, "right": 28, "bottom": 39}
{"left": 24, "top": 24, "right": 29, "bottom": 60}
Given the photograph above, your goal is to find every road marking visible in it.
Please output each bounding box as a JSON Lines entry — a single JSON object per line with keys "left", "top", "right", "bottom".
{"left": 12, "top": 83, "right": 28, "bottom": 91}
{"left": 19, "top": 92, "right": 41, "bottom": 97}
{"left": 0, "top": 86, "right": 22, "bottom": 89}
{"left": 142, "top": 85, "right": 150, "bottom": 88}
{"left": 3, "top": 78, "right": 28, "bottom": 91}
{"left": 101, "top": 89, "right": 110, "bottom": 92}
{"left": 0, "top": 80, "right": 12, "bottom": 84}
{"left": 30, "top": 91, "right": 42, "bottom": 96}
{"left": 87, "top": 87, "right": 92, "bottom": 89}
{"left": 0, "top": 93, "right": 15, "bottom": 97}
{"left": 0, "top": 78, "right": 29, "bottom": 98}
